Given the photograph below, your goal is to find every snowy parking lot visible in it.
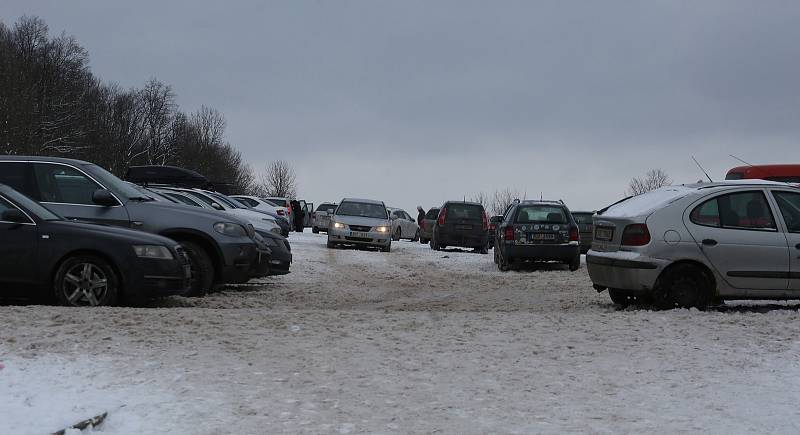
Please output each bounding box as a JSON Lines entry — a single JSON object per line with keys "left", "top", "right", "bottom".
{"left": 3, "top": 232, "right": 800, "bottom": 434}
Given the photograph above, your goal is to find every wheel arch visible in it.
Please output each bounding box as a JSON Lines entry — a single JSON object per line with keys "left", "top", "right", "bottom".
{"left": 160, "top": 229, "right": 222, "bottom": 283}
{"left": 654, "top": 259, "right": 718, "bottom": 296}
{"left": 50, "top": 249, "right": 125, "bottom": 297}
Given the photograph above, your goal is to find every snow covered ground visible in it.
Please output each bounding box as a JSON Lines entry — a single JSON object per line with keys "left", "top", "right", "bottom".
{"left": 3, "top": 232, "right": 800, "bottom": 434}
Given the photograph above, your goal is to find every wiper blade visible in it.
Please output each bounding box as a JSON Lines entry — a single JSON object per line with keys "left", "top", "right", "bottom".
{"left": 597, "top": 195, "right": 633, "bottom": 215}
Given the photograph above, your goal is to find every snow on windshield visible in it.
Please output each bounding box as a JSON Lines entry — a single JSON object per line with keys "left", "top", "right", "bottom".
{"left": 602, "top": 186, "right": 693, "bottom": 218}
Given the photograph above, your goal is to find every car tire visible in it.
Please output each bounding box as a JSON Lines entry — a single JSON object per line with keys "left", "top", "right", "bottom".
{"left": 608, "top": 289, "right": 631, "bottom": 307}
{"left": 497, "top": 250, "right": 510, "bottom": 271}
{"left": 180, "top": 241, "right": 215, "bottom": 297}
{"left": 393, "top": 228, "right": 402, "bottom": 242}
{"left": 420, "top": 238, "right": 429, "bottom": 244}
{"left": 326, "top": 240, "right": 336, "bottom": 249}
{"left": 431, "top": 234, "right": 440, "bottom": 251}
{"left": 412, "top": 229, "right": 420, "bottom": 242}
{"left": 652, "top": 264, "right": 713, "bottom": 310}
{"left": 382, "top": 243, "right": 391, "bottom": 253}
{"left": 568, "top": 254, "right": 580, "bottom": 271}
{"left": 479, "top": 245, "right": 488, "bottom": 255}
{"left": 312, "top": 227, "right": 319, "bottom": 234}
{"left": 53, "top": 254, "right": 120, "bottom": 307}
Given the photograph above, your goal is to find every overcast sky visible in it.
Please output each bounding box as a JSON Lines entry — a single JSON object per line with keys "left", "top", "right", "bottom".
{"left": 5, "top": 1, "right": 800, "bottom": 213}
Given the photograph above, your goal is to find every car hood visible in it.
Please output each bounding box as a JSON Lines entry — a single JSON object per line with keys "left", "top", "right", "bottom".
{"left": 333, "top": 215, "right": 390, "bottom": 227}
{"left": 128, "top": 200, "right": 250, "bottom": 226}
{"left": 47, "top": 220, "right": 177, "bottom": 245}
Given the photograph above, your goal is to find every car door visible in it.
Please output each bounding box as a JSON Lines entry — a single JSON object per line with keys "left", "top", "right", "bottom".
{"left": 0, "top": 195, "right": 38, "bottom": 289}
{"left": 770, "top": 190, "right": 800, "bottom": 290}
{"left": 403, "top": 211, "right": 417, "bottom": 235}
{"left": 685, "top": 189, "right": 789, "bottom": 290}
{"left": 31, "top": 162, "right": 130, "bottom": 227}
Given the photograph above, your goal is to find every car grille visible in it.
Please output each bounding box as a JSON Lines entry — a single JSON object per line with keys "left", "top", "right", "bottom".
{"left": 346, "top": 236, "right": 372, "bottom": 242}
{"left": 349, "top": 225, "right": 372, "bottom": 232}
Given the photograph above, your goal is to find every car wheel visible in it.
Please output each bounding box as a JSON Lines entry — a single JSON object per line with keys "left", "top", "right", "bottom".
{"left": 568, "top": 254, "right": 580, "bottom": 271}
{"left": 54, "top": 255, "right": 119, "bottom": 307}
{"left": 180, "top": 241, "right": 215, "bottom": 297}
{"left": 393, "top": 228, "right": 402, "bottom": 242}
{"left": 497, "top": 250, "right": 510, "bottom": 271}
{"left": 412, "top": 229, "right": 420, "bottom": 242}
{"left": 382, "top": 243, "right": 392, "bottom": 253}
{"left": 479, "top": 245, "right": 488, "bottom": 255}
{"left": 312, "top": 227, "right": 319, "bottom": 234}
{"left": 326, "top": 239, "right": 337, "bottom": 249}
{"left": 652, "top": 264, "right": 713, "bottom": 310}
{"left": 431, "top": 234, "right": 440, "bottom": 251}
{"left": 420, "top": 238, "right": 429, "bottom": 244}
{"left": 608, "top": 289, "right": 631, "bottom": 307}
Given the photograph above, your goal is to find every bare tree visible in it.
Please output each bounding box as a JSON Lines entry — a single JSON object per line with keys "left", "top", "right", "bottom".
{"left": 140, "top": 78, "right": 176, "bottom": 165}
{"left": 259, "top": 160, "right": 297, "bottom": 198}
{"left": 470, "top": 191, "right": 488, "bottom": 211}
{"left": 490, "top": 187, "right": 521, "bottom": 216}
{"left": 627, "top": 169, "right": 671, "bottom": 196}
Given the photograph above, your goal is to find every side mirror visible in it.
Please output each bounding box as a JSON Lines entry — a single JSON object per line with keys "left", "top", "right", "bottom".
{"left": 211, "top": 202, "right": 224, "bottom": 211}
{"left": 1, "top": 209, "right": 29, "bottom": 224}
{"left": 92, "top": 189, "right": 118, "bottom": 207}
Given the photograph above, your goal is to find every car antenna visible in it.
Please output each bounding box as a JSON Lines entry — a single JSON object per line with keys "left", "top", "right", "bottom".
{"left": 692, "top": 156, "right": 713, "bottom": 183}
{"left": 730, "top": 154, "right": 754, "bottom": 167}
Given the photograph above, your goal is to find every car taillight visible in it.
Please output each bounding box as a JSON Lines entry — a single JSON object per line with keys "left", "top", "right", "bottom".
{"left": 437, "top": 207, "right": 447, "bottom": 225}
{"left": 489, "top": 223, "right": 496, "bottom": 231}
{"left": 503, "top": 226, "right": 515, "bottom": 240}
{"left": 621, "top": 224, "right": 651, "bottom": 246}
{"left": 569, "top": 227, "right": 579, "bottom": 242}
{"left": 482, "top": 211, "right": 488, "bottom": 231}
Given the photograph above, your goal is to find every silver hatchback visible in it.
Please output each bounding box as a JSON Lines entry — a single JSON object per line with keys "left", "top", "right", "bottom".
{"left": 587, "top": 181, "right": 800, "bottom": 309}
{"left": 327, "top": 198, "right": 392, "bottom": 252}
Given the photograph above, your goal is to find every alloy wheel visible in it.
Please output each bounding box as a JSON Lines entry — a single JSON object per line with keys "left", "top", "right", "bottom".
{"left": 62, "top": 262, "right": 108, "bottom": 306}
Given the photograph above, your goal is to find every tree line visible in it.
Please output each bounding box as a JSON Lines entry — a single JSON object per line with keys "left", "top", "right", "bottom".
{"left": 0, "top": 16, "right": 255, "bottom": 193}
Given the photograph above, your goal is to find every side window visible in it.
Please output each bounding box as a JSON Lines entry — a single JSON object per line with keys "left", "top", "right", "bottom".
{"left": 32, "top": 163, "right": 103, "bottom": 205}
{"left": 239, "top": 198, "right": 256, "bottom": 207}
{"left": 391, "top": 210, "right": 401, "bottom": 219}
{"left": 691, "top": 191, "right": 776, "bottom": 230}
{"left": 0, "top": 162, "right": 31, "bottom": 195}
{"left": 773, "top": 191, "right": 800, "bottom": 233}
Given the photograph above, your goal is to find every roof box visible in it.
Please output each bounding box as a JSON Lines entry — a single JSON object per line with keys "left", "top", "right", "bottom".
{"left": 125, "top": 165, "right": 209, "bottom": 189}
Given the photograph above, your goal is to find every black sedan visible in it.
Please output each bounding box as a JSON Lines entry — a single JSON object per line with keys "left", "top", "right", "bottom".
{"left": 0, "top": 184, "right": 190, "bottom": 306}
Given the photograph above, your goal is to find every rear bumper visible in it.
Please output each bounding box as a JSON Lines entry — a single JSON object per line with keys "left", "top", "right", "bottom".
{"left": 586, "top": 250, "right": 665, "bottom": 293}
{"left": 501, "top": 242, "right": 579, "bottom": 261}
{"left": 436, "top": 229, "right": 488, "bottom": 248}
{"left": 329, "top": 227, "right": 391, "bottom": 246}
{"left": 579, "top": 233, "right": 592, "bottom": 253}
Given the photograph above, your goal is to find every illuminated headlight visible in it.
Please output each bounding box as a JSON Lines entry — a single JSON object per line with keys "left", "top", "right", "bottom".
{"left": 375, "top": 226, "right": 390, "bottom": 233}
{"left": 333, "top": 222, "right": 346, "bottom": 229}
{"left": 214, "top": 222, "right": 248, "bottom": 237}
{"left": 133, "top": 245, "right": 174, "bottom": 260}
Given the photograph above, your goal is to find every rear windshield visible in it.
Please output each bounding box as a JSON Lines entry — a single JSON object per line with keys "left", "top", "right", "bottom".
{"left": 336, "top": 201, "right": 387, "bottom": 219}
{"left": 516, "top": 205, "right": 567, "bottom": 224}
{"left": 572, "top": 213, "right": 593, "bottom": 224}
{"left": 425, "top": 208, "right": 439, "bottom": 219}
{"left": 316, "top": 204, "right": 336, "bottom": 212}
{"left": 446, "top": 204, "right": 483, "bottom": 221}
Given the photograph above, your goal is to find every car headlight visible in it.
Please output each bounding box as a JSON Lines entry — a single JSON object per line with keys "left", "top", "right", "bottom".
{"left": 333, "top": 222, "right": 346, "bottom": 229}
{"left": 214, "top": 222, "right": 248, "bottom": 237}
{"left": 133, "top": 245, "right": 174, "bottom": 260}
{"left": 375, "top": 226, "right": 390, "bottom": 233}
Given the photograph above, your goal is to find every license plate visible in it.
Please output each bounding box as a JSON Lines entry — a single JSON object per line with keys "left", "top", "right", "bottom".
{"left": 595, "top": 227, "right": 614, "bottom": 241}
{"left": 350, "top": 231, "right": 369, "bottom": 238}
{"left": 530, "top": 233, "right": 555, "bottom": 241}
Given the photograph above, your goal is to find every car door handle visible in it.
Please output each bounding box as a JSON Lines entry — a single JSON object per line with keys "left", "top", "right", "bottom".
{"left": 702, "top": 239, "right": 718, "bottom": 246}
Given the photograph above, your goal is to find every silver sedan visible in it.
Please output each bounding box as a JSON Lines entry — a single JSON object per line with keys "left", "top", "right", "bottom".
{"left": 587, "top": 180, "right": 800, "bottom": 309}
{"left": 327, "top": 198, "right": 393, "bottom": 252}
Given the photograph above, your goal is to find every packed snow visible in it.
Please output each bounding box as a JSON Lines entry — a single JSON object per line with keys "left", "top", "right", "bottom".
{"left": 2, "top": 232, "right": 800, "bottom": 434}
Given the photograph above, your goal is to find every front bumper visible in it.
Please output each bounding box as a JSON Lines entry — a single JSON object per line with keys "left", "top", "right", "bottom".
{"left": 219, "top": 242, "right": 262, "bottom": 284}
{"left": 266, "top": 238, "right": 292, "bottom": 275}
{"left": 328, "top": 226, "right": 391, "bottom": 246}
{"left": 586, "top": 250, "right": 665, "bottom": 293}
{"left": 501, "top": 242, "right": 579, "bottom": 261}
{"left": 132, "top": 258, "right": 191, "bottom": 298}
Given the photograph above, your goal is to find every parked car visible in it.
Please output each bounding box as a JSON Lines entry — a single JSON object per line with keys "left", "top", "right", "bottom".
{"left": 264, "top": 197, "right": 313, "bottom": 227}
{"left": 206, "top": 191, "right": 289, "bottom": 237}
{"left": 227, "top": 196, "right": 290, "bottom": 237}
{"left": 587, "top": 180, "right": 800, "bottom": 309}
{"left": 571, "top": 211, "right": 595, "bottom": 253}
{"left": 0, "top": 157, "right": 269, "bottom": 296}
{"left": 327, "top": 198, "right": 392, "bottom": 252}
{"left": 431, "top": 201, "right": 489, "bottom": 253}
{"left": 726, "top": 164, "right": 800, "bottom": 183}
{"left": 0, "top": 184, "right": 190, "bottom": 306}
{"left": 494, "top": 200, "right": 581, "bottom": 271}
{"left": 231, "top": 195, "right": 290, "bottom": 218}
{"left": 148, "top": 188, "right": 292, "bottom": 275}
{"left": 311, "top": 202, "right": 337, "bottom": 233}
{"left": 387, "top": 207, "right": 420, "bottom": 241}
{"left": 418, "top": 207, "right": 439, "bottom": 244}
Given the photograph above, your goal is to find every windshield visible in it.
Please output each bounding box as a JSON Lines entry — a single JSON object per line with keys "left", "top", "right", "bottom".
{"left": 336, "top": 201, "right": 387, "bottom": 219}
{"left": 207, "top": 192, "right": 241, "bottom": 208}
{"left": 3, "top": 188, "right": 61, "bottom": 221}
{"left": 163, "top": 192, "right": 200, "bottom": 207}
{"left": 316, "top": 204, "right": 336, "bottom": 213}
{"left": 85, "top": 164, "right": 146, "bottom": 200}
{"left": 572, "top": 213, "right": 593, "bottom": 224}
{"left": 516, "top": 205, "right": 567, "bottom": 224}
{"left": 425, "top": 208, "right": 439, "bottom": 219}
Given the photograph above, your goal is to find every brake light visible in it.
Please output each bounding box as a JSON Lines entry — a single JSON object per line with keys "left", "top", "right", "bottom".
{"left": 569, "top": 227, "right": 579, "bottom": 242}
{"left": 437, "top": 207, "right": 447, "bottom": 225}
{"left": 482, "top": 211, "right": 488, "bottom": 231}
{"left": 503, "top": 226, "right": 515, "bottom": 240}
{"left": 489, "top": 223, "right": 496, "bottom": 231}
{"left": 621, "top": 224, "right": 651, "bottom": 246}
